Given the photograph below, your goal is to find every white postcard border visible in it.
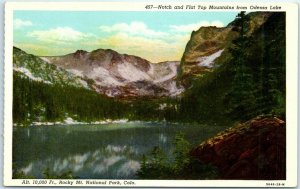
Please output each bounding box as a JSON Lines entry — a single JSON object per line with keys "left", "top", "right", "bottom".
{"left": 3, "top": 2, "right": 298, "bottom": 187}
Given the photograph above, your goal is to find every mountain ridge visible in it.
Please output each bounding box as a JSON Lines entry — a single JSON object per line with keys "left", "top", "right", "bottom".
{"left": 14, "top": 46, "right": 184, "bottom": 98}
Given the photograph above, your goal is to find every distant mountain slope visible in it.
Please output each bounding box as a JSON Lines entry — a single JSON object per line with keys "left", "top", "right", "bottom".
{"left": 42, "top": 49, "right": 184, "bottom": 98}
{"left": 13, "top": 47, "right": 91, "bottom": 89}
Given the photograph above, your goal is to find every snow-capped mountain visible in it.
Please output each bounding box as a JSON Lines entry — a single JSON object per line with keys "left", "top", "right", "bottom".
{"left": 13, "top": 47, "right": 90, "bottom": 89}
{"left": 41, "top": 49, "right": 184, "bottom": 97}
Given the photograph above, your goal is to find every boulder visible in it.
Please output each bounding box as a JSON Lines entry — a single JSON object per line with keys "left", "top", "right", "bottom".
{"left": 190, "top": 116, "right": 286, "bottom": 180}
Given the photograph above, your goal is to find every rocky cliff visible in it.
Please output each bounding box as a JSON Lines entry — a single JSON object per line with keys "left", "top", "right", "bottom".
{"left": 179, "top": 12, "right": 272, "bottom": 86}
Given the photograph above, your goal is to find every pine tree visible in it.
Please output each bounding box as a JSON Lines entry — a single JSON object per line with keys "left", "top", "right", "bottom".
{"left": 260, "top": 13, "right": 286, "bottom": 117}
{"left": 225, "top": 12, "right": 257, "bottom": 120}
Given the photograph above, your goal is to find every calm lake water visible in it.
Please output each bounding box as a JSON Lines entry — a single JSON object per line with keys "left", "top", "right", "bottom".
{"left": 13, "top": 122, "right": 225, "bottom": 179}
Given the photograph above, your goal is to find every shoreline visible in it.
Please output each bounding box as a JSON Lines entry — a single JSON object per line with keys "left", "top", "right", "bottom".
{"left": 13, "top": 117, "right": 129, "bottom": 127}
{"left": 12, "top": 118, "right": 204, "bottom": 127}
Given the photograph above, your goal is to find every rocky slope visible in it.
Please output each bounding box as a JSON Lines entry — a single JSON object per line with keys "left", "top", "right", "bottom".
{"left": 13, "top": 47, "right": 90, "bottom": 89}
{"left": 42, "top": 49, "right": 184, "bottom": 98}
{"left": 179, "top": 12, "right": 272, "bottom": 86}
{"left": 190, "top": 116, "right": 286, "bottom": 180}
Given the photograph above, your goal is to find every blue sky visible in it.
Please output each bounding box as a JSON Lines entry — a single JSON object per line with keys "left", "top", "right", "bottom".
{"left": 14, "top": 11, "right": 238, "bottom": 62}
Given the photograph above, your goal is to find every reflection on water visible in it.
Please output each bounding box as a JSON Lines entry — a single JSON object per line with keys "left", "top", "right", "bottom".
{"left": 13, "top": 122, "right": 225, "bottom": 179}
{"left": 20, "top": 163, "right": 33, "bottom": 175}
{"left": 159, "top": 133, "right": 167, "bottom": 143}
{"left": 18, "top": 145, "right": 140, "bottom": 179}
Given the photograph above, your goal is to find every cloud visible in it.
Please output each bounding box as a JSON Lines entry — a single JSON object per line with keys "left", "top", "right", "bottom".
{"left": 99, "top": 22, "right": 167, "bottom": 38}
{"left": 28, "top": 27, "right": 95, "bottom": 43}
{"left": 169, "top": 20, "right": 224, "bottom": 33}
{"left": 96, "top": 21, "right": 194, "bottom": 61}
{"left": 95, "top": 33, "right": 190, "bottom": 62}
{"left": 20, "top": 20, "right": 224, "bottom": 62}
{"left": 17, "top": 32, "right": 189, "bottom": 62}
{"left": 14, "top": 19, "right": 33, "bottom": 29}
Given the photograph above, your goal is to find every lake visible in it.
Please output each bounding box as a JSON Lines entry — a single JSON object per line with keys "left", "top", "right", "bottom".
{"left": 13, "top": 122, "right": 226, "bottom": 179}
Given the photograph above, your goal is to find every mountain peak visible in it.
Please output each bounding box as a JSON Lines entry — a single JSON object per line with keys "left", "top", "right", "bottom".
{"left": 73, "top": 50, "right": 88, "bottom": 59}
{"left": 178, "top": 11, "right": 273, "bottom": 86}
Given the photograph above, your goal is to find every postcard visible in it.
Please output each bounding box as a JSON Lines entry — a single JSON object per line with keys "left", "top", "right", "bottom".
{"left": 3, "top": 2, "right": 298, "bottom": 187}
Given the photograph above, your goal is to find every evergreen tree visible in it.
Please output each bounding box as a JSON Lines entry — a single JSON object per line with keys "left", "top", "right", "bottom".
{"left": 260, "top": 13, "right": 286, "bottom": 118}
{"left": 225, "top": 12, "right": 257, "bottom": 120}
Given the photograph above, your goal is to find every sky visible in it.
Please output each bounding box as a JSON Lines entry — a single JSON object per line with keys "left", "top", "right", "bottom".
{"left": 13, "top": 11, "right": 238, "bottom": 62}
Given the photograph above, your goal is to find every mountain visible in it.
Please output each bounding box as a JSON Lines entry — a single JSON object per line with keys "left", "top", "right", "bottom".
{"left": 41, "top": 49, "right": 184, "bottom": 98}
{"left": 177, "top": 12, "right": 285, "bottom": 123}
{"left": 179, "top": 12, "right": 272, "bottom": 86}
{"left": 13, "top": 47, "right": 91, "bottom": 89}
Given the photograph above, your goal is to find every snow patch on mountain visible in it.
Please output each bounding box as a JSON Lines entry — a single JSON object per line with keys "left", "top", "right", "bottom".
{"left": 67, "top": 69, "right": 84, "bottom": 77}
{"left": 167, "top": 81, "right": 185, "bottom": 96}
{"left": 78, "top": 79, "right": 89, "bottom": 89}
{"left": 105, "top": 89, "right": 122, "bottom": 97}
{"left": 14, "top": 67, "right": 52, "bottom": 84}
{"left": 117, "top": 62, "right": 151, "bottom": 82}
{"left": 40, "top": 57, "right": 51, "bottom": 63}
{"left": 197, "top": 49, "right": 224, "bottom": 68}
{"left": 148, "top": 63, "right": 155, "bottom": 76}
{"left": 88, "top": 67, "right": 124, "bottom": 86}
